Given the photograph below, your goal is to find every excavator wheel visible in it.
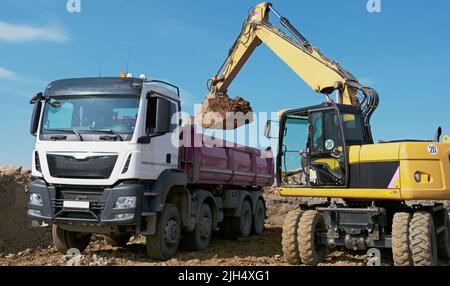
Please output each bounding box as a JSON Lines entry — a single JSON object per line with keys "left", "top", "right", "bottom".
{"left": 298, "top": 210, "right": 328, "bottom": 266}
{"left": 282, "top": 208, "right": 303, "bottom": 265}
{"left": 437, "top": 212, "right": 450, "bottom": 259}
{"left": 392, "top": 212, "right": 413, "bottom": 266}
{"left": 409, "top": 211, "right": 438, "bottom": 266}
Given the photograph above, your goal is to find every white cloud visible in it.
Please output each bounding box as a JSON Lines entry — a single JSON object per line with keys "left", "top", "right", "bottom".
{"left": 0, "top": 21, "right": 68, "bottom": 43}
{"left": 0, "top": 67, "right": 18, "bottom": 80}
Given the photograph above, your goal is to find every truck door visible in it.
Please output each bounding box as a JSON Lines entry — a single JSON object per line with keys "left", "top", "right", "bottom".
{"left": 140, "top": 92, "right": 180, "bottom": 179}
{"left": 308, "top": 108, "right": 348, "bottom": 187}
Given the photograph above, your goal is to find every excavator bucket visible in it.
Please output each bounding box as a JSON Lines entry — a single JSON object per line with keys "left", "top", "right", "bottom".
{"left": 196, "top": 94, "right": 254, "bottom": 130}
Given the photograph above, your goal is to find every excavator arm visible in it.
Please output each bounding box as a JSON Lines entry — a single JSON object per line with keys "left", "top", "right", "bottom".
{"left": 201, "top": 2, "right": 378, "bottom": 131}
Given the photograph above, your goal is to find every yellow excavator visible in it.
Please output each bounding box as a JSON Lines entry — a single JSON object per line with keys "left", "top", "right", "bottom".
{"left": 202, "top": 2, "right": 450, "bottom": 266}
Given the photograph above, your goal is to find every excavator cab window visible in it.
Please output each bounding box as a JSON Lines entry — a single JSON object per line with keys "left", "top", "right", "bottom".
{"left": 280, "top": 116, "right": 309, "bottom": 186}
{"left": 308, "top": 108, "right": 347, "bottom": 187}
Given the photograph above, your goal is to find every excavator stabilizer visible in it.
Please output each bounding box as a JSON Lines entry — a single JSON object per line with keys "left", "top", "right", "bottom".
{"left": 196, "top": 94, "right": 253, "bottom": 130}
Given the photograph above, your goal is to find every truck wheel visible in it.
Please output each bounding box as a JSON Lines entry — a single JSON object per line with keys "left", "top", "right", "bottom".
{"left": 437, "top": 212, "right": 450, "bottom": 259}
{"left": 409, "top": 211, "right": 438, "bottom": 266}
{"left": 252, "top": 199, "right": 266, "bottom": 235}
{"left": 52, "top": 224, "right": 92, "bottom": 254}
{"left": 146, "top": 203, "right": 181, "bottom": 261}
{"left": 237, "top": 200, "right": 253, "bottom": 238}
{"left": 222, "top": 200, "right": 253, "bottom": 239}
{"left": 282, "top": 208, "right": 303, "bottom": 265}
{"left": 392, "top": 212, "right": 413, "bottom": 266}
{"left": 183, "top": 203, "right": 213, "bottom": 251}
{"left": 298, "top": 210, "right": 327, "bottom": 266}
{"left": 104, "top": 233, "right": 132, "bottom": 247}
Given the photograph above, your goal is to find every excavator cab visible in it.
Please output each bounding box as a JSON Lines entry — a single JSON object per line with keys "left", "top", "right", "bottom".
{"left": 273, "top": 102, "right": 371, "bottom": 188}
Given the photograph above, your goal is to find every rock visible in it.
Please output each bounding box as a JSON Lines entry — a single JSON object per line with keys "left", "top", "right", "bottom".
{"left": 257, "top": 257, "right": 269, "bottom": 264}
{"left": 17, "top": 249, "right": 32, "bottom": 257}
{"left": 6, "top": 254, "right": 14, "bottom": 259}
{"left": 197, "top": 94, "right": 253, "bottom": 130}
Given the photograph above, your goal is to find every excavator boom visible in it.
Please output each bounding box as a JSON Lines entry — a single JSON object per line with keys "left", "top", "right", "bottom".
{"left": 199, "top": 2, "right": 378, "bottom": 134}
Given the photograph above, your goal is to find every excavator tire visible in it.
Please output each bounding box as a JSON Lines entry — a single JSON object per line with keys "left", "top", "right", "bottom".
{"left": 282, "top": 208, "right": 303, "bottom": 265}
{"left": 437, "top": 212, "right": 450, "bottom": 259}
{"left": 52, "top": 224, "right": 92, "bottom": 254}
{"left": 409, "top": 211, "right": 438, "bottom": 266}
{"left": 392, "top": 212, "right": 413, "bottom": 266}
{"left": 298, "top": 210, "right": 327, "bottom": 266}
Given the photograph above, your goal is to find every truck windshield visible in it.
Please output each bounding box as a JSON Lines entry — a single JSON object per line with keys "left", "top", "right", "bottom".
{"left": 41, "top": 95, "right": 140, "bottom": 139}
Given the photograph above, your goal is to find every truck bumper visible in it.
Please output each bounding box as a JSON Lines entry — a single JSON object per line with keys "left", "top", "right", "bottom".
{"left": 27, "top": 179, "right": 144, "bottom": 227}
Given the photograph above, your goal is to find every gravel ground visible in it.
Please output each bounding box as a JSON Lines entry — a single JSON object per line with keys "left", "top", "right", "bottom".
{"left": 1, "top": 165, "right": 449, "bottom": 266}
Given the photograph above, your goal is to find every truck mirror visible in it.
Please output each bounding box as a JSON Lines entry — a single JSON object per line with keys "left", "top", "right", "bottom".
{"left": 264, "top": 120, "right": 271, "bottom": 138}
{"left": 30, "top": 93, "right": 43, "bottom": 137}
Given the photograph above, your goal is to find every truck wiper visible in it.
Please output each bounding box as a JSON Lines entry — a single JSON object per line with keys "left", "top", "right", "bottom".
{"left": 46, "top": 129, "right": 84, "bottom": 141}
{"left": 87, "top": 129, "right": 124, "bottom": 141}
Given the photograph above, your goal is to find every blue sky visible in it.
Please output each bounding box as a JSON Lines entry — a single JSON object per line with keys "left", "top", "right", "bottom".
{"left": 0, "top": 0, "right": 449, "bottom": 167}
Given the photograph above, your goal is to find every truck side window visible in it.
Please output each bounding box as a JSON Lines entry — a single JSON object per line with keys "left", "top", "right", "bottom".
{"left": 169, "top": 102, "right": 178, "bottom": 132}
{"left": 146, "top": 97, "right": 157, "bottom": 134}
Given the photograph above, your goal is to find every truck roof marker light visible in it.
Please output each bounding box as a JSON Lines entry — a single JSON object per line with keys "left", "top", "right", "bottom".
{"left": 139, "top": 74, "right": 148, "bottom": 80}
{"left": 119, "top": 73, "right": 127, "bottom": 78}
{"left": 126, "top": 73, "right": 133, "bottom": 78}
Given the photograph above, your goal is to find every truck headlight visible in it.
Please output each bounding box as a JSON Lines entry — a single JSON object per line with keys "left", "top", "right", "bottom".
{"left": 29, "top": 193, "right": 43, "bottom": 206}
{"left": 28, "top": 209, "right": 42, "bottom": 217}
{"left": 114, "top": 214, "right": 134, "bottom": 221}
{"left": 114, "top": 196, "right": 137, "bottom": 209}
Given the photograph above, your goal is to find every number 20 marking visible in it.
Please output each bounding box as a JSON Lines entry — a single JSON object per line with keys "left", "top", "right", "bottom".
{"left": 427, "top": 145, "right": 438, "bottom": 155}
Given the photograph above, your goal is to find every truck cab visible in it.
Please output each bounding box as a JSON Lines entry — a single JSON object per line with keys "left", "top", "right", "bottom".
{"left": 28, "top": 76, "right": 273, "bottom": 260}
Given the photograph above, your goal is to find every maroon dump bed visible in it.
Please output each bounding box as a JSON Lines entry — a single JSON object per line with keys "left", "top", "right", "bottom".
{"left": 179, "top": 126, "right": 274, "bottom": 187}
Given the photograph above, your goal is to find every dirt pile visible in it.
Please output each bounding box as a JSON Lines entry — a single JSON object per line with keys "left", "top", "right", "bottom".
{"left": 0, "top": 165, "right": 51, "bottom": 254}
{"left": 197, "top": 94, "right": 253, "bottom": 129}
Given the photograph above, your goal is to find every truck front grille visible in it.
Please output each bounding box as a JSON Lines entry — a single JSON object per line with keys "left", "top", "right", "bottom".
{"left": 52, "top": 186, "right": 106, "bottom": 221}
{"left": 47, "top": 153, "right": 118, "bottom": 179}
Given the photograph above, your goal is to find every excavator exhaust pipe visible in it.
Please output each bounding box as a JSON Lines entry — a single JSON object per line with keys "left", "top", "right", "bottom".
{"left": 196, "top": 93, "right": 254, "bottom": 130}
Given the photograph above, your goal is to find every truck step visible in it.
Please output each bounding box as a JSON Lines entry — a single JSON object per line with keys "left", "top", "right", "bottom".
{"left": 142, "top": 212, "right": 156, "bottom": 217}
{"left": 143, "top": 193, "right": 158, "bottom": 197}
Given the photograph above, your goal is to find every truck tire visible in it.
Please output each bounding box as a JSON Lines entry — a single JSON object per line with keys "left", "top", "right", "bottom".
{"left": 222, "top": 200, "right": 253, "bottom": 239}
{"left": 182, "top": 203, "right": 213, "bottom": 251}
{"left": 146, "top": 203, "right": 181, "bottom": 261}
{"left": 298, "top": 210, "right": 327, "bottom": 266}
{"left": 437, "top": 212, "right": 450, "bottom": 259}
{"left": 409, "top": 211, "right": 438, "bottom": 266}
{"left": 104, "top": 233, "right": 132, "bottom": 247}
{"left": 392, "top": 212, "right": 413, "bottom": 266}
{"left": 52, "top": 224, "right": 92, "bottom": 254}
{"left": 252, "top": 199, "right": 266, "bottom": 235}
{"left": 282, "top": 208, "right": 303, "bottom": 265}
